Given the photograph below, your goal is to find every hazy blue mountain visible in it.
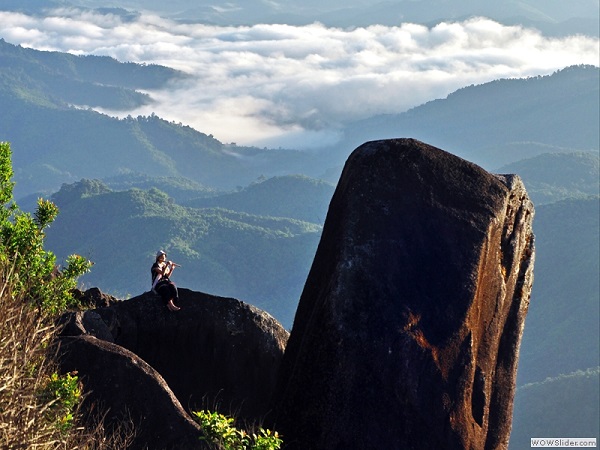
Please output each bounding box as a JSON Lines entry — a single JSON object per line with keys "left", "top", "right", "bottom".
{"left": 517, "top": 196, "right": 600, "bottom": 385}
{"left": 497, "top": 152, "right": 599, "bottom": 205}
{"left": 39, "top": 0, "right": 598, "bottom": 36}
{"left": 103, "top": 173, "right": 217, "bottom": 203}
{"left": 312, "top": 0, "right": 599, "bottom": 36}
{"left": 510, "top": 368, "right": 600, "bottom": 449}
{"left": 2, "top": 1, "right": 596, "bottom": 36}
{"left": 184, "top": 175, "right": 336, "bottom": 223}
{"left": 0, "top": 38, "right": 184, "bottom": 109}
{"left": 334, "top": 66, "right": 600, "bottom": 171}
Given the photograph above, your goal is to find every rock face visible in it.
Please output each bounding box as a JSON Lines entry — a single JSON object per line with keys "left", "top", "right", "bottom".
{"left": 58, "top": 336, "right": 206, "bottom": 450}
{"left": 271, "top": 139, "right": 535, "bottom": 450}
{"left": 59, "top": 288, "right": 289, "bottom": 446}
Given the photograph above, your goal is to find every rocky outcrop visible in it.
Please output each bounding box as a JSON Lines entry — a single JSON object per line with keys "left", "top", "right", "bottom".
{"left": 271, "top": 139, "right": 535, "bottom": 450}
{"left": 59, "top": 288, "right": 289, "bottom": 445}
{"left": 58, "top": 335, "right": 206, "bottom": 450}
{"left": 72, "top": 286, "right": 120, "bottom": 308}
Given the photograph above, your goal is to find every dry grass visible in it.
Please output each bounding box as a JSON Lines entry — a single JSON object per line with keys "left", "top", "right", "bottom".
{"left": 0, "top": 267, "right": 135, "bottom": 449}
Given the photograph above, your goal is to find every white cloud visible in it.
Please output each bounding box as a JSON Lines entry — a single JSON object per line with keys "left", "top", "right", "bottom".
{"left": 1, "top": 9, "right": 598, "bottom": 148}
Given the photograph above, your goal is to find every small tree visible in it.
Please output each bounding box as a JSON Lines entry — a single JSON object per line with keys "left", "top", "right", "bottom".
{"left": 0, "top": 142, "right": 92, "bottom": 314}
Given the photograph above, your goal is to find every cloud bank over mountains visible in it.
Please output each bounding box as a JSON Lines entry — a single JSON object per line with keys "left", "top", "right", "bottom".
{"left": 1, "top": 8, "right": 598, "bottom": 149}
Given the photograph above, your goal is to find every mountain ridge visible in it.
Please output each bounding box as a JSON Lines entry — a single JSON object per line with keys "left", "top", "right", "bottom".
{"left": 2, "top": 35, "right": 597, "bottom": 199}
{"left": 16, "top": 0, "right": 596, "bottom": 36}
{"left": 334, "top": 65, "right": 599, "bottom": 169}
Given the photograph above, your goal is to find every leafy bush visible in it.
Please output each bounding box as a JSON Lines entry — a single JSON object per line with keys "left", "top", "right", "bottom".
{"left": 0, "top": 142, "right": 134, "bottom": 448}
{"left": 0, "top": 142, "right": 92, "bottom": 314}
{"left": 193, "top": 410, "right": 282, "bottom": 450}
{"left": 38, "top": 372, "right": 82, "bottom": 433}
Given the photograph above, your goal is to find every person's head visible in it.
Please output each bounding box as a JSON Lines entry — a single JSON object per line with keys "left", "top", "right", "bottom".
{"left": 156, "top": 250, "right": 166, "bottom": 262}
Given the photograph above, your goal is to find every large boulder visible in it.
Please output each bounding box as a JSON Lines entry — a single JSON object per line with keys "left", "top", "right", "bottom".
{"left": 58, "top": 335, "right": 205, "bottom": 450}
{"left": 60, "top": 288, "right": 289, "bottom": 424}
{"left": 271, "top": 139, "right": 535, "bottom": 450}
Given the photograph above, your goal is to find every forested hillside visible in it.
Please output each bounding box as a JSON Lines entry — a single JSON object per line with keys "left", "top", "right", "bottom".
{"left": 45, "top": 178, "right": 323, "bottom": 327}
{"left": 0, "top": 39, "right": 317, "bottom": 200}
{"left": 0, "top": 38, "right": 184, "bottom": 109}
{"left": 184, "top": 175, "right": 335, "bottom": 223}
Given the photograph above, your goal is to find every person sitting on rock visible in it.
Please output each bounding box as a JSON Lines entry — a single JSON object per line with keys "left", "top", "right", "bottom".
{"left": 151, "top": 250, "right": 181, "bottom": 311}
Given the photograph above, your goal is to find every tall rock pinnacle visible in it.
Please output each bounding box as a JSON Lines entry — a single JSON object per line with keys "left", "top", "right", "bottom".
{"left": 272, "top": 139, "right": 535, "bottom": 450}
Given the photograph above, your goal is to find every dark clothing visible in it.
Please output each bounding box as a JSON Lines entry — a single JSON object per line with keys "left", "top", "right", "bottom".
{"left": 151, "top": 262, "right": 179, "bottom": 304}
{"left": 155, "top": 279, "right": 178, "bottom": 304}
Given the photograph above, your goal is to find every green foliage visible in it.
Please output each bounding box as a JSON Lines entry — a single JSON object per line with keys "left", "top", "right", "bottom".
{"left": 0, "top": 142, "right": 92, "bottom": 314}
{"left": 192, "top": 410, "right": 282, "bottom": 450}
{"left": 0, "top": 141, "right": 16, "bottom": 221}
{"left": 38, "top": 372, "right": 82, "bottom": 433}
{"left": 34, "top": 197, "right": 60, "bottom": 229}
{"left": 0, "top": 144, "right": 134, "bottom": 446}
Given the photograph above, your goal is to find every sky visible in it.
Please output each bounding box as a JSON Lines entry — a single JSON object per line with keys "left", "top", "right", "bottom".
{"left": 1, "top": 7, "right": 598, "bottom": 149}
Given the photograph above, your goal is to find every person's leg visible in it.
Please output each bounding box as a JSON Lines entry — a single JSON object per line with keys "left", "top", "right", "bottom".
{"left": 156, "top": 283, "right": 179, "bottom": 311}
{"left": 166, "top": 282, "right": 180, "bottom": 311}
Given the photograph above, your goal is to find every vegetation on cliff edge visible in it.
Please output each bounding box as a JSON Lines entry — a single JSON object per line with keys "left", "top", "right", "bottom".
{"left": 0, "top": 141, "right": 132, "bottom": 448}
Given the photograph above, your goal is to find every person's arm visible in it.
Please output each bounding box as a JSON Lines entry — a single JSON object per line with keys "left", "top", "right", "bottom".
{"left": 164, "top": 261, "right": 176, "bottom": 277}
{"left": 153, "top": 262, "right": 166, "bottom": 278}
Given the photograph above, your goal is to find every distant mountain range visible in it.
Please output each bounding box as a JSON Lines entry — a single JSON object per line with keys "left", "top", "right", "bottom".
{"left": 334, "top": 65, "right": 600, "bottom": 170}
{"left": 1, "top": 38, "right": 598, "bottom": 201}
{"left": 0, "top": 38, "right": 184, "bottom": 110}
{"left": 4, "top": 0, "right": 598, "bottom": 36}
{"left": 498, "top": 152, "right": 599, "bottom": 204}
{"left": 518, "top": 196, "right": 599, "bottom": 385}
{"left": 0, "top": 39, "right": 317, "bottom": 200}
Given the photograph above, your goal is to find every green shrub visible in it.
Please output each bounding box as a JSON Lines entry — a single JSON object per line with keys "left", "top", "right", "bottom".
{"left": 0, "top": 142, "right": 136, "bottom": 447}
{"left": 38, "top": 372, "right": 82, "bottom": 433}
{"left": 0, "top": 142, "right": 92, "bottom": 314}
{"left": 192, "top": 410, "right": 282, "bottom": 450}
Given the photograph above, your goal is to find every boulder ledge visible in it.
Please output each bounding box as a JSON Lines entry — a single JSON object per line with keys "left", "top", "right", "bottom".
{"left": 271, "top": 139, "right": 535, "bottom": 450}
{"left": 58, "top": 288, "right": 289, "bottom": 448}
